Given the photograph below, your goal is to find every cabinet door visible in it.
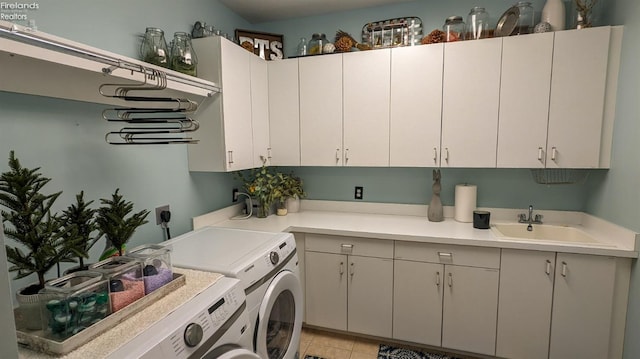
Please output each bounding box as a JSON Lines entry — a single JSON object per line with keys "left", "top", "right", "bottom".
{"left": 496, "top": 249, "right": 555, "bottom": 359}
{"left": 299, "top": 54, "right": 343, "bottom": 166}
{"left": 442, "top": 265, "right": 499, "bottom": 356}
{"left": 547, "top": 27, "right": 611, "bottom": 168}
{"left": 348, "top": 255, "right": 393, "bottom": 337}
{"left": 220, "top": 38, "right": 254, "bottom": 171}
{"left": 304, "top": 251, "right": 347, "bottom": 330}
{"left": 497, "top": 33, "right": 554, "bottom": 168}
{"left": 390, "top": 44, "right": 443, "bottom": 167}
{"left": 250, "top": 55, "right": 270, "bottom": 167}
{"left": 441, "top": 38, "right": 502, "bottom": 168}
{"left": 393, "top": 260, "right": 443, "bottom": 347}
{"left": 549, "top": 253, "right": 616, "bottom": 359}
{"left": 268, "top": 58, "right": 300, "bottom": 166}
{"left": 343, "top": 49, "right": 390, "bottom": 166}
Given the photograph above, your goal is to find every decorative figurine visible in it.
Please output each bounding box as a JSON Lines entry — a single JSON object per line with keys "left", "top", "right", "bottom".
{"left": 428, "top": 169, "right": 444, "bottom": 222}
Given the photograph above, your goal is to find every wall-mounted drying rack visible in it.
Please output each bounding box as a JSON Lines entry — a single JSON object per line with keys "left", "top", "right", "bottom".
{"left": 0, "top": 20, "right": 221, "bottom": 144}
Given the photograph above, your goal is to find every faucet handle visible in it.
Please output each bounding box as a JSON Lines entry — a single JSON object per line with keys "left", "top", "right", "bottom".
{"left": 534, "top": 214, "right": 543, "bottom": 223}
{"left": 518, "top": 213, "right": 527, "bottom": 222}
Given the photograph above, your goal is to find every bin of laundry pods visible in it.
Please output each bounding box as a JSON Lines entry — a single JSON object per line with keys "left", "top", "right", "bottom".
{"left": 90, "top": 256, "right": 145, "bottom": 312}
{"left": 39, "top": 271, "right": 110, "bottom": 339}
{"left": 126, "top": 244, "right": 173, "bottom": 294}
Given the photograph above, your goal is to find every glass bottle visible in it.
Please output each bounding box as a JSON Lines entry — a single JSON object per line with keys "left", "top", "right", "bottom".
{"left": 170, "top": 32, "right": 198, "bottom": 76}
{"left": 140, "top": 27, "right": 169, "bottom": 68}
{"left": 308, "top": 33, "right": 322, "bottom": 55}
{"left": 296, "top": 37, "right": 308, "bottom": 56}
{"left": 442, "top": 16, "right": 465, "bottom": 42}
{"left": 515, "top": 1, "right": 535, "bottom": 35}
{"left": 466, "top": 7, "right": 491, "bottom": 40}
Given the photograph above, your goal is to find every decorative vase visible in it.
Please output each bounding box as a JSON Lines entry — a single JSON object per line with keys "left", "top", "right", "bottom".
{"left": 286, "top": 196, "right": 301, "bottom": 213}
{"left": 541, "top": 0, "right": 566, "bottom": 31}
{"left": 573, "top": 0, "right": 598, "bottom": 29}
{"left": 427, "top": 169, "right": 444, "bottom": 222}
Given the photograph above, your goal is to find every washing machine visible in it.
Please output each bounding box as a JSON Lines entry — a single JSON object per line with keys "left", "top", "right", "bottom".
{"left": 107, "top": 277, "right": 259, "bottom": 359}
{"left": 163, "top": 227, "right": 303, "bottom": 359}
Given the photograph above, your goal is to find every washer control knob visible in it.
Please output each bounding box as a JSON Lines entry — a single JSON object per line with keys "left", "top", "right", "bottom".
{"left": 184, "top": 323, "right": 203, "bottom": 347}
{"left": 269, "top": 251, "right": 280, "bottom": 265}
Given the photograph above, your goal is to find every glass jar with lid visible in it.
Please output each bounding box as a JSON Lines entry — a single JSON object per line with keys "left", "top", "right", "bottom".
{"left": 466, "top": 7, "right": 491, "bottom": 40}
{"left": 443, "top": 16, "right": 465, "bottom": 42}
{"left": 140, "top": 27, "right": 170, "bottom": 68}
{"left": 515, "top": 1, "right": 535, "bottom": 35}
{"left": 170, "top": 32, "right": 198, "bottom": 76}
{"left": 308, "top": 33, "right": 329, "bottom": 55}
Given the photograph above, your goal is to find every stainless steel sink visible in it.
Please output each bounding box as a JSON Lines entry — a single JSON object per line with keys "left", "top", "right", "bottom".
{"left": 491, "top": 223, "right": 599, "bottom": 244}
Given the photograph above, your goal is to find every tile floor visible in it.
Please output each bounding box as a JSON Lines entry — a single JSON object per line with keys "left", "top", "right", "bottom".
{"left": 298, "top": 327, "right": 483, "bottom": 359}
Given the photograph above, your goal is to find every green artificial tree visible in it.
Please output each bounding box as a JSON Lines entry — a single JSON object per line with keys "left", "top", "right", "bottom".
{"left": 0, "top": 151, "right": 75, "bottom": 294}
{"left": 59, "top": 191, "right": 101, "bottom": 271}
{"left": 96, "top": 188, "right": 149, "bottom": 258}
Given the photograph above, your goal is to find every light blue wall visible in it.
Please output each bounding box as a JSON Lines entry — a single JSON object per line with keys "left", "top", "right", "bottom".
{"left": 0, "top": 0, "right": 249, "bottom": 296}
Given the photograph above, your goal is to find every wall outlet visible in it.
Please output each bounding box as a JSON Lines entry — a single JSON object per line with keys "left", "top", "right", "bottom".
{"left": 354, "top": 186, "right": 364, "bottom": 200}
{"left": 232, "top": 188, "right": 239, "bottom": 202}
{"left": 155, "top": 205, "right": 170, "bottom": 225}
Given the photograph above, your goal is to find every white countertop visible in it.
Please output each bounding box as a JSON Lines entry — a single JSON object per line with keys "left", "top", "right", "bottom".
{"left": 195, "top": 200, "right": 638, "bottom": 258}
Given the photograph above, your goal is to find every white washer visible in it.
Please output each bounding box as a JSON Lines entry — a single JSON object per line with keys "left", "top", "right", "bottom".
{"left": 107, "top": 277, "right": 258, "bottom": 359}
{"left": 163, "top": 227, "right": 303, "bottom": 359}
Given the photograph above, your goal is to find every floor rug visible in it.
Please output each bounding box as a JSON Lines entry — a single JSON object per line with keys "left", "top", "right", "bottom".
{"left": 378, "top": 344, "right": 462, "bottom": 359}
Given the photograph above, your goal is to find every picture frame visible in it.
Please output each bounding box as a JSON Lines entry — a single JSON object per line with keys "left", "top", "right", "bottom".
{"left": 235, "top": 29, "right": 284, "bottom": 60}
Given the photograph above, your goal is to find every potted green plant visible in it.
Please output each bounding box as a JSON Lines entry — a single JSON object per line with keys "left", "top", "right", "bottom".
{"left": 0, "top": 151, "right": 76, "bottom": 329}
{"left": 235, "top": 165, "right": 280, "bottom": 218}
{"left": 96, "top": 189, "right": 149, "bottom": 259}
{"left": 278, "top": 172, "right": 306, "bottom": 214}
{"left": 59, "top": 191, "right": 102, "bottom": 273}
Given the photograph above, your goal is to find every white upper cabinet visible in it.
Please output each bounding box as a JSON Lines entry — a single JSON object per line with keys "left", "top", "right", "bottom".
{"left": 251, "top": 55, "right": 270, "bottom": 167}
{"left": 343, "top": 49, "right": 391, "bottom": 167}
{"left": 441, "top": 38, "right": 502, "bottom": 168}
{"left": 547, "top": 27, "right": 611, "bottom": 168}
{"left": 190, "top": 36, "right": 254, "bottom": 172}
{"left": 390, "top": 44, "right": 444, "bottom": 167}
{"left": 497, "top": 33, "right": 554, "bottom": 168}
{"left": 268, "top": 58, "right": 300, "bottom": 166}
{"left": 299, "top": 54, "right": 343, "bottom": 166}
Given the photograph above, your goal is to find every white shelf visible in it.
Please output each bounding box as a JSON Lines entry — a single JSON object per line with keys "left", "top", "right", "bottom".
{"left": 0, "top": 20, "right": 220, "bottom": 106}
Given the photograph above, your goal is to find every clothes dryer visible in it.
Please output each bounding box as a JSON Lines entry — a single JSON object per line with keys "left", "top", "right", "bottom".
{"left": 164, "top": 227, "right": 302, "bottom": 359}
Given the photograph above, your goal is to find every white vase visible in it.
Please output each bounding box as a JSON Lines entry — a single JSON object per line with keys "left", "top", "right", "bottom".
{"left": 286, "top": 197, "right": 300, "bottom": 213}
{"left": 541, "top": 0, "right": 566, "bottom": 31}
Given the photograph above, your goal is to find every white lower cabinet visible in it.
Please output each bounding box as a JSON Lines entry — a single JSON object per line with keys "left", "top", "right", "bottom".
{"left": 497, "top": 249, "right": 623, "bottom": 359}
{"left": 393, "top": 242, "right": 500, "bottom": 356}
{"left": 304, "top": 234, "right": 393, "bottom": 338}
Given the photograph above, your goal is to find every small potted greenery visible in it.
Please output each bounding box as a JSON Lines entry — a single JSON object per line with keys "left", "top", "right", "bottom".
{"left": 277, "top": 172, "right": 306, "bottom": 214}
{"left": 96, "top": 189, "right": 149, "bottom": 259}
{"left": 235, "top": 165, "right": 280, "bottom": 218}
{"left": 59, "top": 191, "right": 102, "bottom": 273}
{"left": 0, "top": 151, "right": 76, "bottom": 329}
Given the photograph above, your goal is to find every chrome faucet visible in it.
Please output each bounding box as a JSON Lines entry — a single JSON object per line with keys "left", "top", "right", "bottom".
{"left": 518, "top": 205, "right": 543, "bottom": 231}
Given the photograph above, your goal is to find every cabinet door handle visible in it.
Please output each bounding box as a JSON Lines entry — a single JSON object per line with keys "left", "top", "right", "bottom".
{"left": 267, "top": 147, "right": 272, "bottom": 160}
{"left": 228, "top": 150, "right": 234, "bottom": 165}
{"left": 433, "top": 147, "right": 438, "bottom": 164}
{"left": 561, "top": 261, "right": 567, "bottom": 277}
{"left": 350, "top": 262, "right": 355, "bottom": 277}
{"left": 545, "top": 259, "right": 552, "bottom": 275}
{"left": 551, "top": 147, "right": 558, "bottom": 162}
{"left": 435, "top": 271, "right": 441, "bottom": 287}
{"left": 438, "top": 252, "right": 452, "bottom": 262}
{"left": 335, "top": 148, "right": 340, "bottom": 164}
{"left": 538, "top": 147, "right": 544, "bottom": 162}
{"left": 345, "top": 148, "right": 350, "bottom": 164}
{"left": 445, "top": 148, "right": 450, "bottom": 163}
{"left": 339, "top": 261, "right": 344, "bottom": 276}
{"left": 448, "top": 272, "right": 453, "bottom": 287}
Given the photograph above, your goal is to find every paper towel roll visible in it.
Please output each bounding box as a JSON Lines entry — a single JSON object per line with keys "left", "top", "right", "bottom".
{"left": 454, "top": 184, "right": 477, "bottom": 223}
